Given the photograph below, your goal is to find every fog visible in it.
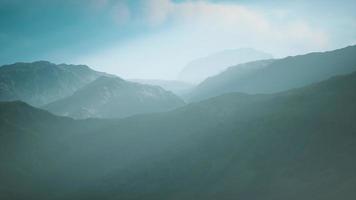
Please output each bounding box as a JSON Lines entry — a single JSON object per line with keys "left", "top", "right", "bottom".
{"left": 1, "top": 0, "right": 355, "bottom": 80}
{"left": 1, "top": 1, "right": 356, "bottom": 199}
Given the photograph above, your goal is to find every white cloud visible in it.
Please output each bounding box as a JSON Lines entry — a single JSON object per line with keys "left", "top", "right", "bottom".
{"left": 142, "top": 0, "right": 173, "bottom": 26}
{"left": 76, "top": 0, "right": 331, "bottom": 79}
{"left": 140, "top": 0, "right": 329, "bottom": 50}
{"left": 111, "top": 1, "right": 131, "bottom": 25}
{"left": 97, "top": 0, "right": 329, "bottom": 51}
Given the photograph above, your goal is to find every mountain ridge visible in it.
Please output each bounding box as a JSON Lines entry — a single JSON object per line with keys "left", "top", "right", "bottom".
{"left": 0, "top": 61, "right": 109, "bottom": 106}
{"left": 1, "top": 70, "right": 356, "bottom": 199}
{"left": 179, "top": 48, "right": 273, "bottom": 84}
{"left": 188, "top": 45, "right": 356, "bottom": 101}
{"left": 43, "top": 76, "right": 185, "bottom": 119}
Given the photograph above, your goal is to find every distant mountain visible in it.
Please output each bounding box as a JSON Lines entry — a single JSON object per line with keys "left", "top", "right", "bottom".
{"left": 130, "top": 79, "right": 195, "bottom": 96}
{"left": 179, "top": 48, "right": 272, "bottom": 83}
{"left": 188, "top": 45, "right": 356, "bottom": 101}
{"left": 0, "top": 61, "right": 108, "bottom": 106}
{"left": 43, "top": 76, "right": 185, "bottom": 119}
{"left": 1, "top": 70, "right": 356, "bottom": 199}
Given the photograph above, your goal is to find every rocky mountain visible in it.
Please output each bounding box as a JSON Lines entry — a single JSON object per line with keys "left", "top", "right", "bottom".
{"left": 188, "top": 45, "right": 356, "bottom": 101}
{"left": 0, "top": 61, "right": 108, "bottom": 106}
{"left": 179, "top": 48, "right": 272, "bottom": 84}
{"left": 1, "top": 70, "right": 356, "bottom": 199}
{"left": 43, "top": 76, "right": 185, "bottom": 119}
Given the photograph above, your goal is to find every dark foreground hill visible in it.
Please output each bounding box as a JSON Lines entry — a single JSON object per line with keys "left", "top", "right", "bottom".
{"left": 1, "top": 71, "right": 356, "bottom": 199}
{"left": 43, "top": 76, "right": 185, "bottom": 119}
{"left": 0, "top": 61, "right": 108, "bottom": 106}
{"left": 188, "top": 45, "right": 356, "bottom": 101}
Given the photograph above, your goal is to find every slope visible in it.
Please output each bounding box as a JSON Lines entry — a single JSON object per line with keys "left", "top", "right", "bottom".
{"left": 43, "top": 76, "right": 185, "bottom": 119}
{"left": 179, "top": 48, "right": 272, "bottom": 84}
{"left": 1, "top": 71, "right": 356, "bottom": 199}
{"left": 0, "top": 61, "right": 108, "bottom": 106}
{"left": 189, "top": 45, "right": 356, "bottom": 101}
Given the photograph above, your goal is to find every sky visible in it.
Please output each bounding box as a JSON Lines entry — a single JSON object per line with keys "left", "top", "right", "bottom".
{"left": 1, "top": 0, "right": 356, "bottom": 79}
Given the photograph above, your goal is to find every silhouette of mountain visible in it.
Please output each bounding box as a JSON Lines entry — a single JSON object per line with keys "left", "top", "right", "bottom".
{"left": 44, "top": 76, "right": 185, "bottom": 119}
{"left": 1, "top": 70, "right": 355, "bottom": 199}
{"left": 0, "top": 61, "right": 108, "bottom": 106}
{"left": 130, "top": 79, "right": 195, "bottom": 96}
{"left": 179, "top": 48, "right": 272, "bottom": 84}
{"left": 188, "top": 45, "right": 356, "bottom": 101}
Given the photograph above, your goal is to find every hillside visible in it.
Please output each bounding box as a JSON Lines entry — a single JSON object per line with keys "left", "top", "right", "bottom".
{"left": 43, "top": 76, "right": 185, "bottom": 119}
{"left": 130, "top": 79, "right": 194, "bottom": 96}
{"left": 179, "top": 48, "right": 272, "bottom": 84}
{"left": 0, "top": 61, "right": 108, "bottom": 106}
{"left": 188, "top": 45, "right": 356, "bottom": 101}
{"left": 1, "top": 71, "right": 356, "bottom": 199}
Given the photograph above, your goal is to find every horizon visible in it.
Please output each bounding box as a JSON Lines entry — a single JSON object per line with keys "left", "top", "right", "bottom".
{"left": 1, "top": 44, "right": 355, "bottom": 82}
{"left": 1, "top": 0, "right": 355, "bottom": 80}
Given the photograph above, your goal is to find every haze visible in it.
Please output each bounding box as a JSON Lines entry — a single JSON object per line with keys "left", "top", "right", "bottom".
{"left": 1, "top": 0, "right": 356, "bottom": 199}
{"left": 1, "top": 0, "right": 355, "bottom": 79}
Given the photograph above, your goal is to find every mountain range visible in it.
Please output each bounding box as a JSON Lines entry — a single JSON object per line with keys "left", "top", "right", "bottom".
{"left": 179, "top": 48, "right": 272, "bottom": 84}
{"left": 1, "top": 67, "right": 356, "bottom": 200}
{"left": 44, "top": 76, "right": 185, "bottom": 119}
{"left": 132, "top": 46, "right": 356, "bottom": 102}
{"left": 187, "top": 45, "right": 356, "bottom": 101}
{"left": 0, "top": 61, "right": 185, "bottom": 119}
{"left": 0, "top": 61, "right": 107, "bottom": 106}
{"left": 1, "top": 46, "right": 356, "bottom": 199}
{"left": 130, "top": 79, "right": 194, "bottom": 96}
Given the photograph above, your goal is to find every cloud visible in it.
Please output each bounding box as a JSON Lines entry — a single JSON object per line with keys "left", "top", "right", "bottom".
{"left": 101, "top": 0, "right": 329, "bottom": 53}
{"left": 111, "top": 1, "right": 131, "bottom": 25}
{"left": 139, "top": 0, "right": 329, "bottom": 49}
{"left": 96, "top": 0, "right": 329, "bottom": 51}
{"left": 142, "top": 0, "right": 173, "bottom": 26}
{"left": 75, "top": 0, "right": 332, "bottom": 79}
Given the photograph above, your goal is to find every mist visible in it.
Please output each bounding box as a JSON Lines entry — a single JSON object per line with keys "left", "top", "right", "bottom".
{"left": 1, "top": 1, "right": 356, "bottom": 200}
{"left": 1, "top": 0, "right": 355, "bottom": 80}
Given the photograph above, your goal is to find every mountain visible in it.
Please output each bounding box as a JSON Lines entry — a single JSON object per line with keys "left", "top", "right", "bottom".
{"left": 0, "top": 61, "right": 185, "bottom": 119}
{"left": 0, "top": 61, "right": 108, "bottom": 106}
{"left": 130, "top": 79, "right": 195, "bottom": 96}
{"left": 179, "top": 48, "right": 272, "bottom": 84}
{"left": 0, "top": 101, "right": 112, "bottom": 199}
{"left": 188, "top": 45, "right": 356, "bottom": 101}
{"left": 1, "top": 71, "right": 356, "bottom": 199}
{"left": 43, "top": 76, "right": 185, "bottom": 119}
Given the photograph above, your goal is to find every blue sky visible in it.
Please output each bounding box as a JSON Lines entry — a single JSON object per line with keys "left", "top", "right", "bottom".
{"left": 1, "top": 0, "right": 355, "bottom": 79}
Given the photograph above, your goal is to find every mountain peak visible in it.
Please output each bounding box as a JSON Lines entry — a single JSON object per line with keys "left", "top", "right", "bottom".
{"left": 0, "top": 61, "right": 106, "bottom": 106}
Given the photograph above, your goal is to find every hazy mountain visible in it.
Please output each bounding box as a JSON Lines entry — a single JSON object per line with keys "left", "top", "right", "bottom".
{"left": 179, "top": 48, "right": 272, "bottom": 84}
{"left": 188, "top": 45, "right": 356, "bottom": 101}
{"left": 1, "top": 71, "right": 356, "bottom": 199}
{"left": 0, "top": 61, "right": 108, "bottom": 106}
{"left": 43, "top": 76, "right": 185, "bottom": 119}
{"left": 130, "top": 79, "right": 195, "bottom": 96}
